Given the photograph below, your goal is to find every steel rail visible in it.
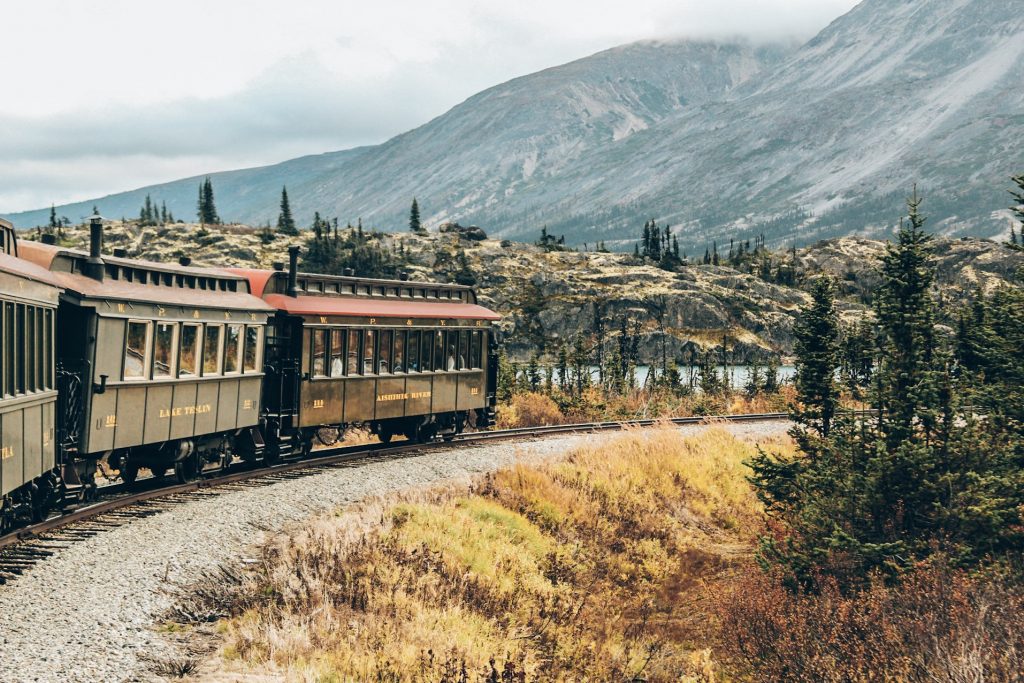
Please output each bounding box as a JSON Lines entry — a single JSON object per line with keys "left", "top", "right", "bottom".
{"left": 0, "top": 412, "right": 790, "bottom": 553}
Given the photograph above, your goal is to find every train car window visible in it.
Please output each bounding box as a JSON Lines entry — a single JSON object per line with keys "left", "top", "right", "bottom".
{"left": 224, "top": 324, "right": 242, "bottom": 374}
{"left": 422, "top": 330, "right": 434, "bottom": 372}
{"left": 372, "top": 286, "right": 384, "bottom": 296}
{"left": 3, "top": 302, "right": 13, "bottom": 395}
{"left": 347, "top": 329, "right": 360, "bottom": 375}
{"left": 0, "top": 302, "right": 5, "bottom": 395}
{"left": 153, "top": 322, "right": 178, "bottom": 378}
{"left": 24, "top": 306, "right": 36, "bottom": 392}
{"left": 470, "top": 331, "right": 482, "bottom": 369}
{"left": 386, "top": 287, "right": 398, "bottom": 297}
{"left": 445, "top": 331, "right": 458, "bottom": 371}
{"left": 434, "top": 330, "right": 446, "bottom": 371}
{"left": 180, "top": 324, "right": 202, "bottom": 377}
{"left": 407, "top": 331, "right": 420, "bottom": 372}
{"left": 363, "top": 329, "right": 376, "bottom": 375}
{"left": 124, "top": 320, "right": 151, "bottom": 379}
{"left": 329, "top": 329, "right": 344, "bottom": 376}
{"left": 457, "top": 330, "right": 468, "bottom": 370}
{"left": 203, "top": 324, "right": 223, "bottom": 375}
{"left": 35, "top": 306, "right": 45, "bottom": 390}
{"left": 312, "top": 329, "right": 327, "bottom": 377}
{"left": 378, "top": 330, "right": 392, "bottom": 374}
{"left": 393, "top": 331, "right": 405, "bottom": 373}
{"left": 47, "top": 309, "right": 55, "bottom": 389}
{"left": 244, "top": 326, "right": 261, "bottom": 373}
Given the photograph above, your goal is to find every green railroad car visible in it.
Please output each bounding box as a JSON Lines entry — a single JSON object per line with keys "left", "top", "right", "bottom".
{"left": 232, "top": 246, "right": 500, "bottom": 454}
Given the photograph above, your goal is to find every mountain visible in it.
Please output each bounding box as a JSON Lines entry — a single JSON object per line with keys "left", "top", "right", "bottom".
{"left": 7, "top": 0, "right": 1024, "bottom": 250}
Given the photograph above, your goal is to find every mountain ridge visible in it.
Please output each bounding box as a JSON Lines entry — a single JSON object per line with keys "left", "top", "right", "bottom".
{"left": 7, "top": 0, "right": 1024, "bottom": 250}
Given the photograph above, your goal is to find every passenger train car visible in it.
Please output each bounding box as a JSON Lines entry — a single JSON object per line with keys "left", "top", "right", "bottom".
{"left": 0, "top": 219, "right": 62, "bottom": 530}
{"left": 0, "top": 217, "right": 500, "bottom": 532}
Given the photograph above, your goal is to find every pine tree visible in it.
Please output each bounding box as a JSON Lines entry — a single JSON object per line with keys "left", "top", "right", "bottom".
{"left": 47, "top": 205, "right": 58, "bottom": 233}
{"left": 409, "top": 198, "right": 424, "bottom": 233}
{"left": 1010, "top": 173, "right": 1024, "bottom": 226}
{"left": 197, "top": 178, "right": 220, "bottom": 225}
{"left": 277, "top": 186, "right": 297, "bottom": 236}
{"left": 791, "top": 277, "right": 841, "bottom": 439}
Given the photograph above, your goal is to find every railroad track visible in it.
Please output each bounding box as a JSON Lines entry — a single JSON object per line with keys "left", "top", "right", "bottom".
{"left": 0, "top": 412, "right": 788, "bottom": 584}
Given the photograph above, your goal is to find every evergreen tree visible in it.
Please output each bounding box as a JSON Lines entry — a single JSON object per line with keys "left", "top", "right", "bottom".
{"left": 791, "top": 277, "right": 841, "bottom": 439}
{"left": 277, "top": 186, "right": 297, "bottom": 236}
{"left": 47, "top": 205, "right": 58, "bottom": 233}
{"left": 197, "top": 177, "right": 220, "bottom": 225}
{"left": 748, "top": 188, "right": 1024, "bottom": 587}
{"left": 409, "top": 198, "right": 424, "bottom": 233}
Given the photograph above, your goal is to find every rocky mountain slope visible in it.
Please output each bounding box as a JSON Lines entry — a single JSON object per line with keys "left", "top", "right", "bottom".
{"left": 30, "top": 221, "right": 1023, "bottom": 363}
{"left": 8, "top": 0, "right": 1022, "bottom": 251}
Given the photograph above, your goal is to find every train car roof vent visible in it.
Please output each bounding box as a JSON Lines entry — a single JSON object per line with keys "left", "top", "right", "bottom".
{"left": 399, "top": 271, "right": 409, "bottom": 281}
{"left": 41, "top": 233, "right": 57, "bottom": 245}
{"left": 85, "top": 214, "right": 105, "bottom": 281}
{"left": 272, "top": 261, "right": 285, "bottom": 271}
{"left": 343, "top": 268, "right": 354, "bottom": 277}
{"left": 112, "top": 247, "right": 127, "bottom": 258}
{"left": 179, "top": 256, "right": 192, "bottom": 266}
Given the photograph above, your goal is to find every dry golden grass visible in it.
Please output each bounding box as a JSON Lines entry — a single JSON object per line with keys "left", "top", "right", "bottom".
{"left": 191, "top": 426, "right": 792, "bottom": 682}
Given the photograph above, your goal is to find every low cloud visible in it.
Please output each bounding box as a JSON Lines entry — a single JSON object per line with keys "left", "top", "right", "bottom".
{"left": 0, "top": 0, "right": 859, "bottom": 213}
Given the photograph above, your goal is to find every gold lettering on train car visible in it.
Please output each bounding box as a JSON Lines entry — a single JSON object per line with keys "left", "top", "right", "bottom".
{"left": 369, "top": 318, "right": 376, "bottom": 325}
{"left": 250, "top": 313, "right": 257, "bottom": 321}
{"left": 104, "top": 414, "right": 117, "bottom": 428}
{"left": 117, "top": 303, "right": 126, "bottom": 313}
{"left": 470, "top": 387, "right": 479, "bottom": 396}
{"left": 193, "top": 310, "right": 200, "bottom": 318}
{"left": 439, "top": 320, "right": 446, "bottom": 326}
{"left": 0, "top": 446, "right": 14, "bottom": 460}
{"left": 224, "top": 311, "right": 232, "bottom": 319}
{"left": 312, "top": 399, "right": 325, "bottom": 409}
{"left": 376, "top": 391, "right": 431, "bottom": 402}
{"left": 242, "top": 399, "right": 253, "bottom": 410}
{"left": 406, "top": 319, "right": 413, "bottom": 326}
{"left": 157, "top": 306, "right": 166, "bottom": 316}
{"left": 158, "top": 403, "right": 213, "bottom": 418}
{"left": 476, "top": 320, "right": 483, "bottom": 326}
{"left": 319, "top": 316, "right": 327, "bottom": 324}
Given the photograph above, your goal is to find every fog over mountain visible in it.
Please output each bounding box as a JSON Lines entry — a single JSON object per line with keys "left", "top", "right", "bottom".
{"left": 8, "top": 0, "right": 1023, "bottom": 250}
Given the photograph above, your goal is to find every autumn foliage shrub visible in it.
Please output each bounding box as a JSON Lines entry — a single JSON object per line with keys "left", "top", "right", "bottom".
{"left": 715, "top": 562, "right": 1024, "bottom": 682}
{"left": 495, "top": 391, "right": 566, "bottom": 428}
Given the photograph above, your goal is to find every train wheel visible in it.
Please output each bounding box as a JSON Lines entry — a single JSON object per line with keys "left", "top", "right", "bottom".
{"left": 174, "top": 455, "right": 200, "bottom": 483}
{"left": 120, "top": 464, "right": 139, "bottom": 486}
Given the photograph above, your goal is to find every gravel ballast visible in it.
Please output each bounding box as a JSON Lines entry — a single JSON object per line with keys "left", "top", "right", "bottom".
{"left": 0, "top": 422, "right": 787, "bottom": 682}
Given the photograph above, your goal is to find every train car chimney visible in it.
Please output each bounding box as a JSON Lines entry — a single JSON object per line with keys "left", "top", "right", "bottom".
{"left": 287, "top": 245, "right": 300, "bottom": 297}
{"left": 85, "top": 214, "right": 105, "bottom": 281}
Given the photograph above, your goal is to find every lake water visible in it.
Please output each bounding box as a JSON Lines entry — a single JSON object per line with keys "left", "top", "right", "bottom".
{"left": 591, "top": 365, "right": 796, "bottom": 390}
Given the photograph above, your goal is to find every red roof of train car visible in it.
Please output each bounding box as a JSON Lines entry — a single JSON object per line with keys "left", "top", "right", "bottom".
{"left": 263, "top": 294, "right": 501, "bottom": 320}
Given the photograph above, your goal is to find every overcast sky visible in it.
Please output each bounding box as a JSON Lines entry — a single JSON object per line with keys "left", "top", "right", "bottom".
{"left": 0, "top": 0, "right": 859, "bottom": 213}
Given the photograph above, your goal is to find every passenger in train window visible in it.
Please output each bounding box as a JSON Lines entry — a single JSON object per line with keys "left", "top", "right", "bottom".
{"left": 329, "top": 330, "right": 344, "bottom": 376}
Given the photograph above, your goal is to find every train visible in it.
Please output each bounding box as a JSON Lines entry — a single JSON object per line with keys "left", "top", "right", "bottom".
{"left": 0, "top": 216, "right": 500, "bottom": 532}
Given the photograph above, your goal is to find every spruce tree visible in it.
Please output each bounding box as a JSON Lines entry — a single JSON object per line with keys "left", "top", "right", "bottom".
{"left": 277, "top": 186, "right": 297, "bottom": 236}
{"left": 197, "top": 177, "right": 220, "bottom": 225}
{"left": 48, "top": 205, "right": 58, "bottom": 233}
{"left": 791, "top": 277, "right": 841, "bottom": 439}
{"left": 409, "top": 198, "right": 424, "bottom": 233}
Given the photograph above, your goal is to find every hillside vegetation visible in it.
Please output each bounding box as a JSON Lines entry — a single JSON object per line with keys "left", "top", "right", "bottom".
{"left": 25, "top": 220, "right": 1023, "bottom": 363}
{"left": 182, "top": 426, "right": 782, "bottom": 681}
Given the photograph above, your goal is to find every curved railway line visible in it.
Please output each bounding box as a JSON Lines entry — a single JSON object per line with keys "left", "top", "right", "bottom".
{"left": 0, "top": 412, "right": 788, "bottom": 584}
